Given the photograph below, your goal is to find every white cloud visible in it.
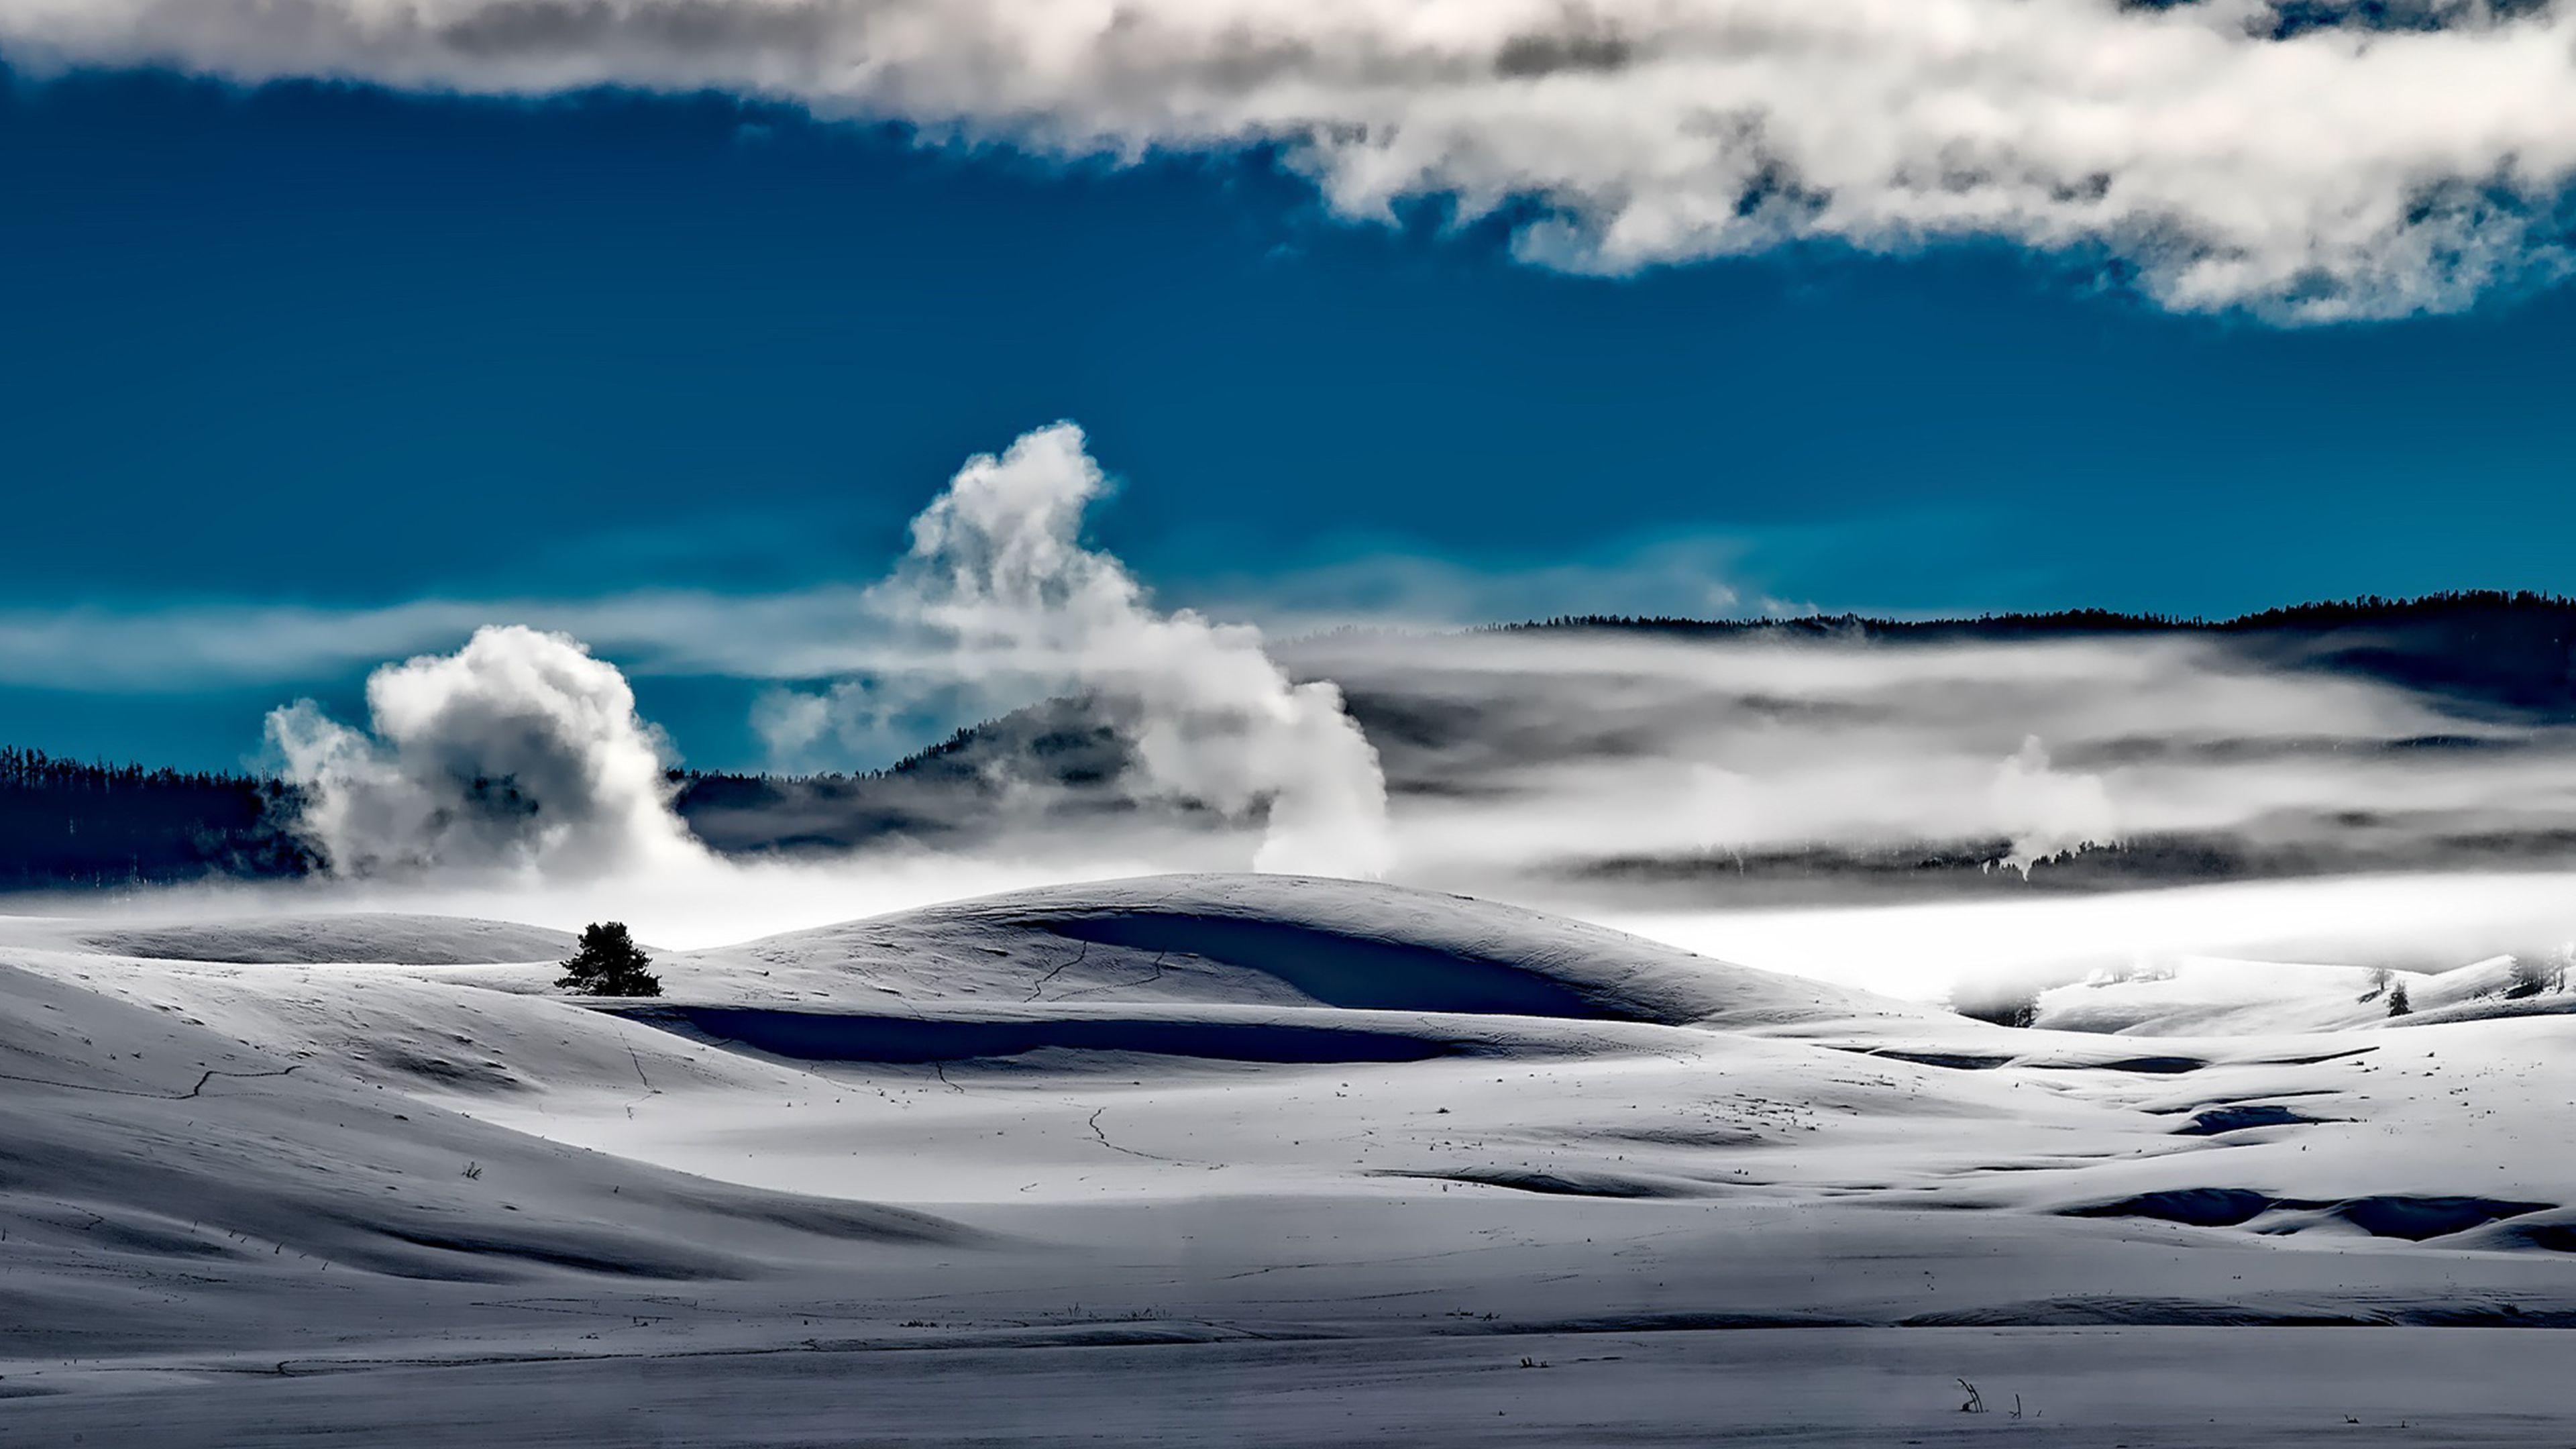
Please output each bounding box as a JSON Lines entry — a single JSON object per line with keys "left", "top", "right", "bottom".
{"left": 1183, "top": 535, "right": 1774, "bottom": 635}
{"left": 0, "top": 538, "right": 1786, "bottom": 694}
{"left": 0, "top": 591, "right": 872, "bottom": 692}
{"left": 748, "top": 682, "right": 843, "bottom": 759}
{"left": 5, "top": 0, "right": 2575, "bottom": 317}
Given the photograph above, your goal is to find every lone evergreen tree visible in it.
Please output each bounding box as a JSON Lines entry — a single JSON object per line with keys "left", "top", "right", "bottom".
{"left": 557, "top": 921, "right": 661, "bottom": 998}
{"left": 2385, "top": 980, "right": 2412, "bottom": 1018}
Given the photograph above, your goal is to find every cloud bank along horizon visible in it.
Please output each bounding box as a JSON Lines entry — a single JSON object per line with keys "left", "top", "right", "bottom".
{"left": 268, "top": 422, "right": 1395, "bottom": 881}
{"left": 7, "top": 0, "right": 2576, "bottom": 320}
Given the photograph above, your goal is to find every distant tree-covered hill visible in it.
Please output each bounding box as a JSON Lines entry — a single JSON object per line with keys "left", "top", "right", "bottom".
{"left": 670, "top": 695, "right": 1144, "bottom": 856}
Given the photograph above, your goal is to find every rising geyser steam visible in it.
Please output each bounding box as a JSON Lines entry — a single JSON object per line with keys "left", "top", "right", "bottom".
{"left": 266, "top": 624, "right": 702, "bottom": 877}
{"left": 266, "top": 426, "right": 1391, "bottom": 881}
{"left": 762, "top": 422, "right": 1394, "bottom": 877}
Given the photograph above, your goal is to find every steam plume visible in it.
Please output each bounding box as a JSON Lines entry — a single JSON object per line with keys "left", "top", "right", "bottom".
{"left": 1988, "top": 735, "right": 2120, "bottom": 877}
{"left": 765, "top": 422, "right": 1393, "bottom": 877}
{"left": 266, "top": 624, "right": 702, "bottom": 877}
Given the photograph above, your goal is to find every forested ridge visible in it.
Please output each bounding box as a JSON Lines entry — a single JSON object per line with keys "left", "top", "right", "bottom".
{"left": 0, "top": 747, "right": 312, "bottom": 889}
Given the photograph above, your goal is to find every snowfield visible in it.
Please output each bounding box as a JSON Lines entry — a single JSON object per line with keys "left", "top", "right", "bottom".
{"left": 6, "top": 873, "right": 2576, "bottom": 1444}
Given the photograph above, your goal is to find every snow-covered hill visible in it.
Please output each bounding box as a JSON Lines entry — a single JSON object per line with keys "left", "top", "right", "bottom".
{"left": 5, "top": 875, "right": 2576, "bottom": 1443}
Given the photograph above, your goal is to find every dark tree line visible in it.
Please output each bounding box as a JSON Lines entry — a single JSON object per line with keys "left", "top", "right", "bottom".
{"left": 0, "top": 747, "right": 313, "bottom": 890}
{"left": 1497, "top": 590, "right": 2576, "bottom": 640}
{"left": 1497, "top": 592, "right": 2576, "bottom": 718}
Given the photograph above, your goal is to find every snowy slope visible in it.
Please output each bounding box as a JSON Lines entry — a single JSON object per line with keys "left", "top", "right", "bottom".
{"left": 662, "top": 873, "right": 1928, "bottom": 1026}
{"left": 5, "top": 875, "right": 2576, "bottom": 1444}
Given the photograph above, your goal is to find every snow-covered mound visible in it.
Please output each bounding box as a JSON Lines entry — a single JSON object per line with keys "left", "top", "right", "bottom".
{"left": 75, "top": 912, "right": 576, "bottom": 966}
{"left": 673, "top": 873, "right": 1923, "bottom": 1029}
{"left": 0, "top": 958, "right": 978, "bottom": 1295}
{"left": 9, "top": 873, "right": 2576, "bottom": 1444}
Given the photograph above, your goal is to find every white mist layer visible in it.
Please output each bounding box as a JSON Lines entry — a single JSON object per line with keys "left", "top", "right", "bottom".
{"left": 1601, "top": 870, "right": 2576, "bottom": 1000}
{"left": 1287, "top": 627, "right": 2576, "bottom": 877}
{"left": 266, "top": 625, "right": 704, "bottom": 878}
{"left": 7, "top": 0, "right": 2576, "bottom": 318}
{"left": 56, "top": 848, "right": 1171, "bottom": 951}
{"left": 763, "top": 422, "right": 1393, "bottom": 877}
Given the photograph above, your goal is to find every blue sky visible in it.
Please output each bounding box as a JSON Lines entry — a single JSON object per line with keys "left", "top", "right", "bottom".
{"left": 5, "top": 58, "right": 2575, "bottom": 771}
